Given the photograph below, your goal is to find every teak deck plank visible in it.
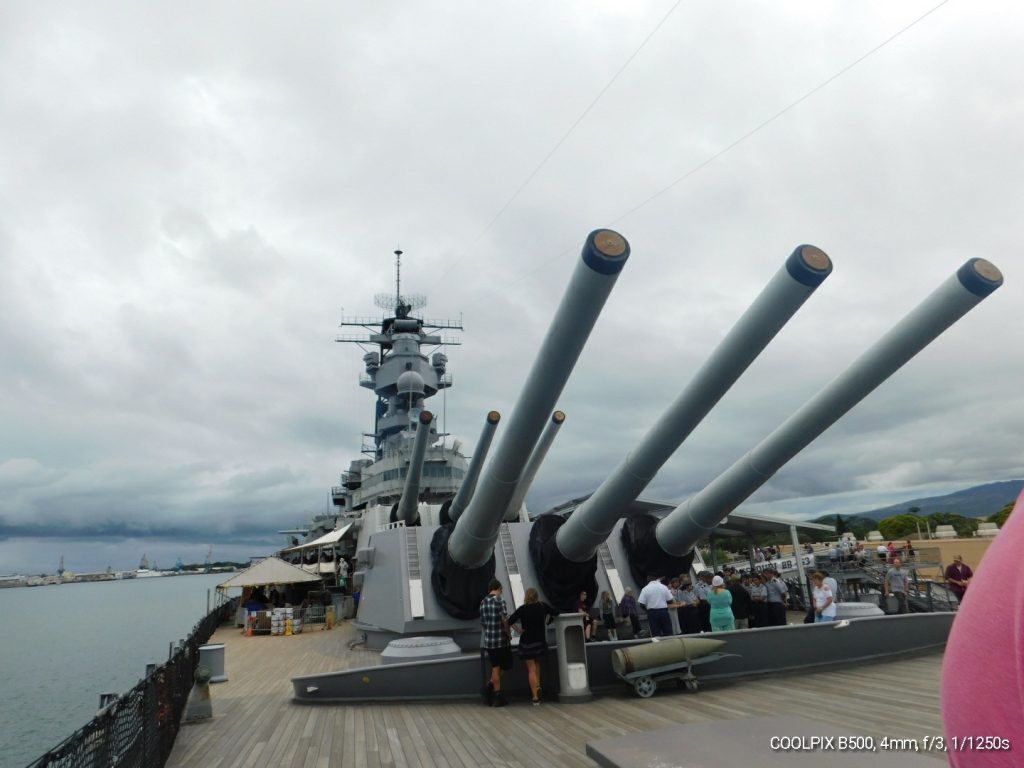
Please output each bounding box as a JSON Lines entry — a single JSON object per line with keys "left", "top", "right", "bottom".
{"left": 167, "top": 620, "right": 946, "bottom": 767}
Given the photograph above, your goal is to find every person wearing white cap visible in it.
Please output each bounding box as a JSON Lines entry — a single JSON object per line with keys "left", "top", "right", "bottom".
{"left": 708, "top": 575, "right": 735, "bottom": 632}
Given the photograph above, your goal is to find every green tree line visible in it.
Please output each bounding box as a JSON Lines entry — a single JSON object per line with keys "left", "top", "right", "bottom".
{"left": 876, "top": 501, "right": 1015, "bottom": 539}
{"left": 701, "top": 499, "right": 1016, "bottom": 558}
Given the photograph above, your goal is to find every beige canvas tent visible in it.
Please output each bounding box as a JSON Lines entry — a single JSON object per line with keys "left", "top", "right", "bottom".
{"left": 216, "top": 556, "right": 323, "bottom": 590}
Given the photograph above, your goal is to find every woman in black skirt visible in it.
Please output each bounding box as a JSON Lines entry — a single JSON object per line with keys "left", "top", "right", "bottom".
{"left": 508, "top": 588, "right": 559, "bottom": 705}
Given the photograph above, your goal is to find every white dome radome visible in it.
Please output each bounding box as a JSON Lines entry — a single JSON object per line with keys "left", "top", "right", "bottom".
{"left": 396, "top": 370, "right": 425, "bottom": 395}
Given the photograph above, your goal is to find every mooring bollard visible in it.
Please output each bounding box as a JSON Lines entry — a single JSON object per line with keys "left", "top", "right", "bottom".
{"left": 184, "top": 665, "right": 213, "bottom": 724}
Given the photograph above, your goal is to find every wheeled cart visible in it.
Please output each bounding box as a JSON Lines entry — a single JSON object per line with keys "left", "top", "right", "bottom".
{"left": 614, "top": 652, "right": 737, "bottom": 698}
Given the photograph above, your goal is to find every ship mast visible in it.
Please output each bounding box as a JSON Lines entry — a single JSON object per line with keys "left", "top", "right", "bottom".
{"left": 394, "top": 249, "right": 402, "bottom": 315}
{"left": 335, "top": 250, "right": 463, "bottom": 460}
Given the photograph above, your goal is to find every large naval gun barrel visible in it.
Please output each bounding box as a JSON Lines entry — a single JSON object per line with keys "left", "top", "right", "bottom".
{"left": 393, "top": 410, "right": 433, "bottom": 525}
{"left": 649, "top": 258, "right": 1003, "bottom": 567}
{"left": 432, "top": 230, "right": 630, "bottom": 619}
{"left": 530, "top": 246, "right": 832, "bottom": 607}
{"left": 504, "top": 410, "right": 565, "bottom": 521}
{"left": 445, "top": 411, "right": 501, "bottom": 524}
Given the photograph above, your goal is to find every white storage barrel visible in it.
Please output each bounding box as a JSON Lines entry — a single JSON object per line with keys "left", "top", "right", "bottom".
{"left": 566, "top": 663, "right": 587, "bottom": 690}
{"left": 199, "top": 643, "right": 227, "bottom": 683}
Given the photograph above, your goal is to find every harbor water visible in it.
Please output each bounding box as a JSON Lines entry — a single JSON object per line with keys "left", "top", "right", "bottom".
{"left": 0, "top": 573, "right": 229, "bottom": 768}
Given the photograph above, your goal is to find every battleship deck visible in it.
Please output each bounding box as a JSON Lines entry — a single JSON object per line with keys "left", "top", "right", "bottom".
{"left": 167, "top": 619, "right": 946, "bottom": 767}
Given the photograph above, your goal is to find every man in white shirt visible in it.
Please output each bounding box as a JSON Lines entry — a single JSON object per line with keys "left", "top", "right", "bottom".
{"left": 638, "top": 574, "right": 678, "bottom": 637}
{"left": 811, "top": 572, "right": 837, "bottom": 622}
{"left": 819, "top": 570, "right": 840, "bottom": 603}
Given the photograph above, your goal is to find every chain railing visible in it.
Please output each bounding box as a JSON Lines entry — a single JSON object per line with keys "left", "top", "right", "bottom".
{"left": 26, "top": 597, "right": 238, "bottom": 768}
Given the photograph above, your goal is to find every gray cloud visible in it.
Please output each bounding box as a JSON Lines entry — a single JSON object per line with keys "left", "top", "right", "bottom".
{"left": 1, "top": 2, "right": 1022, "bottom": 574}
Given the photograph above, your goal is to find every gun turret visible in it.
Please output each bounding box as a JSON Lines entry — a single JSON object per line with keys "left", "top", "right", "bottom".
{"left": 431, "top": 229, "right": 630, "bottom": 618}
{"left": 393, "top": 410, "right": 433, "bottom": 525}
{"left": 530, "top": 245, "right": 832, "bottom": 607}
{"left": 445, "top": 411, "right": 501, "bottom": 524}
{"left": 504, "top": 410, "right": 565, "bottom": 521}
{"left": 640, "top": 258, "right": 1002, "bottom": 578}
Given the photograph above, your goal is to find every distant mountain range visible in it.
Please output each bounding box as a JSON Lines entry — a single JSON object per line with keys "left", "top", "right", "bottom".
{"left": 848, "top": 479, "right": 1023, "bottom": 522}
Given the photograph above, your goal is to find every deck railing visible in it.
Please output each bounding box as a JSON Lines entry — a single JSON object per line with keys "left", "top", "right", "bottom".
{"left": 27, "top": 597, "right": 239, "bottom": 768}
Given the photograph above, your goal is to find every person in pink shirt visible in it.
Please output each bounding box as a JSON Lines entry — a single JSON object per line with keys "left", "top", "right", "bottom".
{"left": 941, "top": 489, "right": 1023, "bottom": 766}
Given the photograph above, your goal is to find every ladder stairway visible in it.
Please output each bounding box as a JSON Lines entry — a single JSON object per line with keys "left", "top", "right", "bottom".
{"left": 499, "top": 523, "right": 525, "bottom": 608}
{"left": 405, "top": 527, "right": 425, "bottom": 618}
{"left": 598, "top": 542, "right": 625, "bottom": 603}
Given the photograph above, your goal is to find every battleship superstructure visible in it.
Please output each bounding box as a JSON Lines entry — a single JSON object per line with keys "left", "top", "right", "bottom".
{"left": 331, "top": 249, "right": 470, "bottom": 526}
{"left": 301, "top": 232, "right": 1002, "bottom": 651}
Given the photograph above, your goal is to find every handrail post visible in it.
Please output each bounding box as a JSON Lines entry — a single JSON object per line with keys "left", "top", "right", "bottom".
{"left": 143, "top": 664, "right": 158, "bottom": 767}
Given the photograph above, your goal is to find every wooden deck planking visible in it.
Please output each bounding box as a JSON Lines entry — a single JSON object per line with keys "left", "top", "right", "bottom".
{"left": 352, "top": 708, "right": 368, "bottom": 768}
{"left": 168, "top": 621, "right": 947, "bottom": 767}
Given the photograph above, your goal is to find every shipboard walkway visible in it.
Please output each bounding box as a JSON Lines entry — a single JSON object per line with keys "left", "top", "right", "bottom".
{"left": 167, "top": 619, "right": 946, "bottom": 767}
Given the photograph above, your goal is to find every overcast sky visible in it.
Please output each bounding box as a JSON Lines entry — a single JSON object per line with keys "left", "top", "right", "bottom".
{"left": 1, "top": 1, "right": 1021, "bottom": 574}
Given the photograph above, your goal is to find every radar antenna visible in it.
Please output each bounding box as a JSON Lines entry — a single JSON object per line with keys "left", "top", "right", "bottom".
{"left": 373, "top": 249, "right": 426, "bottom": 317}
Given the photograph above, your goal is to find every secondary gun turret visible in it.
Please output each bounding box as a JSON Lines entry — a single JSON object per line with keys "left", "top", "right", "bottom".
{"left": 430, "top": 229, "right": 631, "bottom": 618}
{"left": 530, "top": 245, "right": 833, "bottom": 608}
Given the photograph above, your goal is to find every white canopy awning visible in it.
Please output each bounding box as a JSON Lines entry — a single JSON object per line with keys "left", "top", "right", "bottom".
{"left": 283, "top": 523, "right": 353, "bottom": 552}
{"left": 300, "top": 562, "right": 336, "bottom": 574}
{"left": 216, "top": 557, "right": 323, "bottom": 589}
